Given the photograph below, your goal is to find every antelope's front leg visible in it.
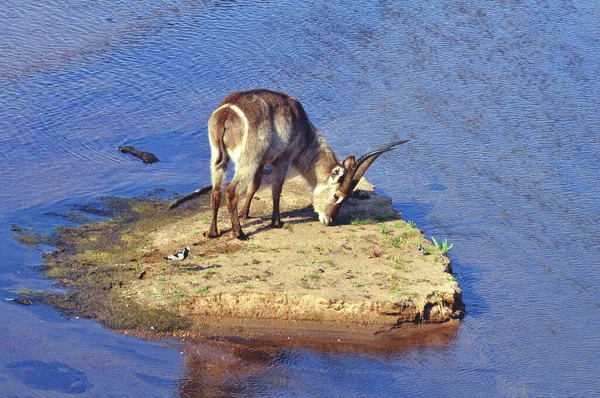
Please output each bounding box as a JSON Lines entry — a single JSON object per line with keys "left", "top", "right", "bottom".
{"left": 270, "top": 160, "right": 288, "bottom": 228}
{"left": 226, "top": 180, "right": 248, "bottom": 240}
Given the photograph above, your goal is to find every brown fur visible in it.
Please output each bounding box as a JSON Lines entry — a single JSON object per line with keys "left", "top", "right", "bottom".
{"left": 206, "top": 89, "right": 353, "bottom": 240}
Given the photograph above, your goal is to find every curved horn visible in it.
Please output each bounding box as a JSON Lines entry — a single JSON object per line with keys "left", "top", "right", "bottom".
{"left": 338, "top": 140, "right": 408, "bottom": 196}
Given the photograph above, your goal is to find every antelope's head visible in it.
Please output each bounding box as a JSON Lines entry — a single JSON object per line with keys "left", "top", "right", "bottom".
{"left": 312, "top": 140, "right": 408, "bottom": 225}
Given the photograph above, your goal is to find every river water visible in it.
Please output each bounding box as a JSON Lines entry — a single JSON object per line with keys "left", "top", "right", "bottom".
{"left": 1, "top": 1, "right": 599, "bottom": 396}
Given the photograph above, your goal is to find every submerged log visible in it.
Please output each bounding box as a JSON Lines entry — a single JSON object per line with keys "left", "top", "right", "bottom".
{"left": 169, "top": 185, "right": 212, "bottom": 209}
{"left": 119, "top": 146, "right": 159, "bottom": 164}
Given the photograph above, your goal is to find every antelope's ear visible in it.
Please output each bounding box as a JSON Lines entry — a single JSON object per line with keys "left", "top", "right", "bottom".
{"left": 342, "top": 156, "right": 355, "bottom": 171}
{"left": 330, "top": 165, "right": 346, "bottom": 183}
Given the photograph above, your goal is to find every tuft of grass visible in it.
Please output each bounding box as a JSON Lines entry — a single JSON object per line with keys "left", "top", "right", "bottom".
{"left": 355, "top": 283, "right": 365, "bottom": 288}
{"left": 296, "top": 249, "right": 305, "bottom": 254}
{"left": 243, "top": 284, "right": 254, "bottom": 289}
{"left": 380, "top": 223, "right": 388, "bottom": 235}
{"left": 317, "top": 242, "right": 333, "bottom": 255}
{"left": 389, "top": 285, "right": 406, "bottom": 298}
{"left": 431, "top": 236, "right": 453, "bottom": 254}
{"left": 308, "top": 272, "right": 320, "bottom": 280}
{"left": 172, "top": 290, "right": 186, "bottom": 299}
{"left": 407, "top": 220, "right": 417, "bottom": 228}
{"left": 400, "top": 230, "right": 416, "bottom": 239}
{"left": 391, "top": 235, "right": 404, "bottom": 248}
{"left": 194, "top": 285, "right": 211, "bottom": 296}
{"left": 393, "top": 256, "right": 408, "bottom": 267}
{"left": 350, "top": 218, "right": 374, "bottom": 226}
{"left": 202, "top": 270, "right": 216, "bottom": 279}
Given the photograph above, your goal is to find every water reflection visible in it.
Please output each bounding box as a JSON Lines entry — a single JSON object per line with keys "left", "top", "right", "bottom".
{"left": 176, "top": 321, "right": 458, "bottom": 396}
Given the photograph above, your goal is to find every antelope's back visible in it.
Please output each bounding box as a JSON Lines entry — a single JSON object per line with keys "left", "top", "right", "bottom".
{"left": 209, "top": 89, "right": 316, "bottom": 164}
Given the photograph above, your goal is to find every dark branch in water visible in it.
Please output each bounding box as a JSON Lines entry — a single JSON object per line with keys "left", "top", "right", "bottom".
{"left": 169, "top": 184, "right": 212, "bottom": 209}
{"left": 119, "top": 146, "right": 159, "bottom": 164}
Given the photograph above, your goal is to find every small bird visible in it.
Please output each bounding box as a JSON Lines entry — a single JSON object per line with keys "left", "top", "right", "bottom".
{"left": 164, "top": 247, "right": 190, "bottom": 261}
{"left": 418, "top": 244, "right": 428, "bottom": 255}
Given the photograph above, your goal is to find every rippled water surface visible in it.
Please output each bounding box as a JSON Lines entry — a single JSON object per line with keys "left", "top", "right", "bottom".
{"left": 1, "top": 1, "right": 599, "bottom": 396}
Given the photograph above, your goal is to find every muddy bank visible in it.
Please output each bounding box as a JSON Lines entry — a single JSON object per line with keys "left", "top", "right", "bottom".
{"left": 19, "top": 176, "right": 463, "bottom": 339}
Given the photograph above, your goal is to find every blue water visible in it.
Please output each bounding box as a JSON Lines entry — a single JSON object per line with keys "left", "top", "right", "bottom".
{"left": 1, "top": 1, "right": 599, "bottom": 396}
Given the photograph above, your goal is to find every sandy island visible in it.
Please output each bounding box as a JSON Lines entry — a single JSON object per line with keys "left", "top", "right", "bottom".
{"left": 24, "top": 175, "right": 463, "bottom": 343}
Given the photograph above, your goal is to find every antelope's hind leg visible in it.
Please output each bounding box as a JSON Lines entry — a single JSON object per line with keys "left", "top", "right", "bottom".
{"left": 239, "top": 165, "right": 264, "bottom": 220}
{"left": 226, "top": 179, "right": 248, "bottom": 240}
{"left": 206, "top": 145, "right": 228, "bottom": 238}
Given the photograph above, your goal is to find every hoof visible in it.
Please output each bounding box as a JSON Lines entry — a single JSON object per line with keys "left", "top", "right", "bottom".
{"left": 204, "top": 230, "right": 219, "bottom": 239}
{"left": 233, "top": 231, "right": 249, "bottom": 240}
{"left": 270, "top": 221, "right": 284, "bottom": 229}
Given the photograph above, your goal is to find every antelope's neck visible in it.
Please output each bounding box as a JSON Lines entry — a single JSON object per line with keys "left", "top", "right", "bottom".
{"left": 294, "top": 136, "right": 339, "bottom": 189}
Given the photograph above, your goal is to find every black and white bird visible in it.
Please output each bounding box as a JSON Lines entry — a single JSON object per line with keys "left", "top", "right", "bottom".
{"left": 164, "top": 247, "right": 190, "bottom": 261}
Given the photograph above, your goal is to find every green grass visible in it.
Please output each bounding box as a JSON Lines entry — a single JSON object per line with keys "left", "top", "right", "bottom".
{"left": 193, "top": 285, "right": 211, "bottom": 296}
{"left": 389, "top": 285, "right": 418, "bottom": 298}
{"left": 317, "top": 242, "right": 333, "bottom": 255}
{"left": 407, "top": 220, "right": 417, "bottom": 228}
{"left": 350, "top": 218, "right": 375, "bottom": 225}
{"left": 400, "top": 230, "right": 416, "bottom": 239}
{"left": 308, "top": 272, "right": 320, "bottom": 280}
{"left": 380, "top": 223, "right": 388, "bottom": 235}
{"left": 203, "top": 270, "right": 216, "bottom": 279}
{"left": 355, "top": 283, "right": 365, "bottom": 288}
{"left": 391, "top": 235, "right": 404, "bottom": 248}
{"left": 394, "top": 255, "right": 407, "bottom": 262}
{"left": 431, "top": 236, "right": 454, "bottom": 254}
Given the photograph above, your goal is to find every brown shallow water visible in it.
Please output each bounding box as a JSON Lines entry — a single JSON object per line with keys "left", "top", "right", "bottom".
{"left": 1, "top": 0, "right": 600, "bottom": 396}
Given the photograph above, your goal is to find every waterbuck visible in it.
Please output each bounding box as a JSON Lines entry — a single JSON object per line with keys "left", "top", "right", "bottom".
{"left": 205, "top": 89, "right": 407, "bottom": 240}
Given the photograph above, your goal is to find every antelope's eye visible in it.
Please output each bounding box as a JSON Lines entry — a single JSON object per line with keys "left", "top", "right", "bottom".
{"left": 333, "top": 194, "right": 339, "bottom": 200}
